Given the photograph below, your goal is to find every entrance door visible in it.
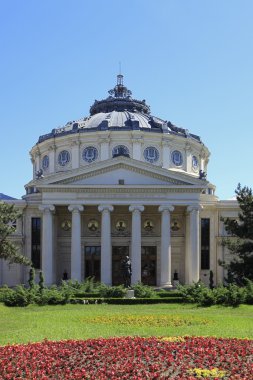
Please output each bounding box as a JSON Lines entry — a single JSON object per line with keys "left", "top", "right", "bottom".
{"left": 85, "top": 246, "right": 101, "bottom": 282}
{"left": 112, "top": 246, "right": 129, "bottom": 285}
{"left": 141, "top": 246, "right": 157, "bottom": 285}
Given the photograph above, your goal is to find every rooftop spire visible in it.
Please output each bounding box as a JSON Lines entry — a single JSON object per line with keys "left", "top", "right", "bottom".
{"left": 108, "top": 73, "right": 132, "bottom": 98}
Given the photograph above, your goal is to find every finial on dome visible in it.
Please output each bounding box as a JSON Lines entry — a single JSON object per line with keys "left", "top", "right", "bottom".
{"left": 108, "top": 73, "right": 132, "bottom": 98}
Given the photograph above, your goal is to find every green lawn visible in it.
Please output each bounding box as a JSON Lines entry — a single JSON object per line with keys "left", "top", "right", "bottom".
{"left": 0, "top": 303, "right": 252, "bottom": 346}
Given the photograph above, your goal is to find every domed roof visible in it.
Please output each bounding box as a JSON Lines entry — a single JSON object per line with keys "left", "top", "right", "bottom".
{"left": 38, "top": 75, "right": 201, "bottom": 144}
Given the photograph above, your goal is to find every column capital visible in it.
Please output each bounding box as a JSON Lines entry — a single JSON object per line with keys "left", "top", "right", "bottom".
{"left": 39, "top": 205, "right": 55, "bottom": 213}
{"left": 129, "top": 205, "right": 144, "bottom": 213}
{"left": 187, "top": 204, "right": 203, "bottom": 213}
{"left": 98, "top": 205, "right": 114, "bottom": 213}
{"left": 68, "top": 204, "right": 84, "bottom": 213}
{"left": 158, "top": 204, "right": 174, "bottom": 213}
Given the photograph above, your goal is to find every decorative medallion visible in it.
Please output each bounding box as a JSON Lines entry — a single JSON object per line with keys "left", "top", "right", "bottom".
{"left": 144, "top": 219, "right": 154, "bottom": 232}
{"left": 171, "top": 219, "right": 180, "bottom": 232}
{"left": 88, "top": 219, "right": 99, "bottom": 232}
{"left": 42, "top": 155, "right": 49, "bottom": 170}
{"left": 58, "top": 150, "right": 70, "bottom": 166}
{"left": 61, "top": 220, "right": 71, "bottom": 231}
{"left": 116, "top": 220, "right": 127, "bottom": 231}
{"left": 171, "top": 150, "right": 183, "bottom": 166}
{"left": 82, "top": 146, "right": 98, "bottom": 163}
{"left": 192, "top": 155, "right": 199, "bottom": 171}
{"left": 144, "top": 147, "right": 159, "bottom": 163}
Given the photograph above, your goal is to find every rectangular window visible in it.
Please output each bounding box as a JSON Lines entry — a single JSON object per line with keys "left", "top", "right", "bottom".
{"left": 31, "top": 217, "right": 41, "bottom": 269}
{"left": 201, "top": 218, "right": 210, "bottom": 270}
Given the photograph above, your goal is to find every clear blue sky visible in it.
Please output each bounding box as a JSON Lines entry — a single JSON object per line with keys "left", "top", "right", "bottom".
{"left": 1, "top": 0, "right": 252, "bottom": 200}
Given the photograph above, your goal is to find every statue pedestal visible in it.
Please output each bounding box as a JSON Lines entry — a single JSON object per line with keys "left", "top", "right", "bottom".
{"left": 125, "top": 289, "right": 135, "bottom": 298}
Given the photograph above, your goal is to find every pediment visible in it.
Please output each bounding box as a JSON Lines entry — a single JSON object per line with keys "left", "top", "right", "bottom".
{"left": 37, "top": 157, "right": 204, "bottom": 187}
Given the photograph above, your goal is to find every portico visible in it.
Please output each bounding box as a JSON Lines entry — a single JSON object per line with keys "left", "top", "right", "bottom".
{"left": 39, "top": 197, "right": 202, "bottom": 287}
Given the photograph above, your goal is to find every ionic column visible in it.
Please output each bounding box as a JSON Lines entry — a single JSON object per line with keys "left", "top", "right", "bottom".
{"left": 39, "top": 205, "right": 55, "bottom": 285}
{"left": 98, "top": 205, "right": 114, "bottom": 285}
{"left": 187, "top": 205, "right": 202, "bottom": 283}
{"left": 159, "top": 204, "right": 174, "bottom": 287}
{"left": 129, "top": 205, "right": 144, "bottom": 284}
{"left": 68, "top": 205, "right": 84, "bottom": 281}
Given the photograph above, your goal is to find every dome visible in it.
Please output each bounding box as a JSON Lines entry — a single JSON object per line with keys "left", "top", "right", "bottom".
{"left": 38, "top": 75, "right": 201, "bottom": 144}
{"left": 31, "top": 74, "right": 210, "bottom": 181}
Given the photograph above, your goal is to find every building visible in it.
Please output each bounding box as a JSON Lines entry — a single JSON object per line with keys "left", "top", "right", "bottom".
{"left": 0, "top": 75, "right": 238, "bottom": 287}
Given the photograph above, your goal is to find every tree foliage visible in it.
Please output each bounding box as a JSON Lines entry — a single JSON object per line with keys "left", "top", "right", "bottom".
{"left": 221, "top": 184, "right": 253, "bottom": 284}
{"left": 0, "top": 201, "right": 31, "bottom": 266}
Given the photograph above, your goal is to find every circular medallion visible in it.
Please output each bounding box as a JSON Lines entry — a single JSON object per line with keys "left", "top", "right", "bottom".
{"left": 144, "top": 219, "right": 154, "bottom": 231}
{"left": 82, "top": 146, "right": 98, "bottom": 163}
{"left": 171, "top": 150, "right": 183, "bottom": 166}
{"left": 116, "top": 220, "right": 127, "bottom": 231}
{"left": 171, "top": 219, "right": 180, "bottom": 231}
{"left": 61, "top": 220, "right": 71, "bottom": 231}
{"left": 144, "top": 147, "right": 159, "bottom": 163}
{"left": 88, "top": 219, "right": 99, "bottom": 232}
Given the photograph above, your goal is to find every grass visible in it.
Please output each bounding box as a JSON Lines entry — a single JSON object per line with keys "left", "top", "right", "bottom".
{"left": 0, "top": 303, "right": 253, "bottom": 346}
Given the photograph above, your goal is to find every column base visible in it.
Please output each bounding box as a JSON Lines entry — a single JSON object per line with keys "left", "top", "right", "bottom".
{"left": 159, "top": 282, "right": 173, "bottom": 289}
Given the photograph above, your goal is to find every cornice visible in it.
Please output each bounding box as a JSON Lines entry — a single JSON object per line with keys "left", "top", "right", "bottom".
{"left": 37, "top": 185, "right": 204, "bottom": 194}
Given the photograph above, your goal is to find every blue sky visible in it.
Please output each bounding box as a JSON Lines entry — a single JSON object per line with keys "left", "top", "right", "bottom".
{"left": 1, "top": 0, "right": 252, "bottom": 199}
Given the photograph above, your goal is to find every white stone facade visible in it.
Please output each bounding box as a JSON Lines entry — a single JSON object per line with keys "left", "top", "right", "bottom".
{"left": 0, "top": 76, "right": 239, "bottom": 287}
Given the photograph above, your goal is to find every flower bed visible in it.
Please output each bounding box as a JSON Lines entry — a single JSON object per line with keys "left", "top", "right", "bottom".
{"left": 0, "top": 336, "right": 252, "bottom": 379}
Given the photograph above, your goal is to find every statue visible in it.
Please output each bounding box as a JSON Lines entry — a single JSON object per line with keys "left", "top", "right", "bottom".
{"left": 199, "top": 170, "right": 207, "bottom": 179}
{"left": 121, "top": 255, "right": 132, "bottom": 288}
{"left": 36, "top": 169, "right": 44, "bottom": 179}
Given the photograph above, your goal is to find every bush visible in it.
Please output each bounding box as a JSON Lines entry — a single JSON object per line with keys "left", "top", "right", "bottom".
{"left": 244, "top": 278, "right": 253, "bottom": 304}
{"left": 213, "top": 286, "right": 230, "bottom": 305}
{"left": 225, "top": 284, "right": 246, "bottom": 307}
{"left": 131, "top": 283, "right": 157, "bottom": 298}
{"left": 177, "top": 282, "right": 207, "bottom": 303}
{"left": 197, "top": 288, "right": 215, "bottom": 307}
{"left": 36, "top": 287, "right": 69, "bottom": 306}
{"left": 99, "top": 284, "right": 126, "bottom": 298}
{"left": 3, "top": 285, "right": 30, "bottom": 307}
{"left": 0, "top": 285, "right": 11, "bottom": 302}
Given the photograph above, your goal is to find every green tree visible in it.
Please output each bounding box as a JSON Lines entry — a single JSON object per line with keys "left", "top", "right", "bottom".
{"left": 0, "top": 201, "right": 31, "bottom": 265}
{"left": 221, "top": 184, "right": 253, "bottom": 284}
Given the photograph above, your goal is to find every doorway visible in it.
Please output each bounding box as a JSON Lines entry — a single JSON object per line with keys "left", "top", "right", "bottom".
{"left": 112, "top": 246, "right": 129, "bottom": 285}
{"left": 141, "top": 246, "right": 157, "bottom": 285}
{"left": 84, "top": 246, "right": 101, "bottom": 282}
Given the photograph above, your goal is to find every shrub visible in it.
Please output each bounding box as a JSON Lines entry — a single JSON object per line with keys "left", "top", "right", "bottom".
{"left": 0, "top": 285, "right": 11, "bottom": 302}
{"left": 99, "top": 284, "right": 126, "bottom": 298}
{"left": 213, "top": 286, "right": 230, "bottom": 305}
{"left": 28, "top": 267, "right": 35, "bottom": 289}
{"left": 177, "top": 282, "right": 207, "bottom": 303}
{"left": 130, "top": 282, "right": 157, "bottom": 298}
{"left": 36, "top": 287, "right": 69, "bottom": 306}
{"left": 197, "top": 288, "right": 215, "bottom": 307}
{"left": 244, "top": 278, "right": 253, "bottom": 304}
{"left": 225, "top": 284, "right": 246, "bottom": 307}
{"left": 3, "top": 285, "right": 30, "bottom": 307}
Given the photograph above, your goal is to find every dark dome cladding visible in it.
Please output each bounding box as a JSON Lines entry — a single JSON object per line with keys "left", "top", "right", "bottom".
{"left": 90, "top": 74, "right": 150, "bottom": 115}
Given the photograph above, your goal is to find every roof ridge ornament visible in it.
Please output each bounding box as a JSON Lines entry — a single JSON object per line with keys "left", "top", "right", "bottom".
{"left": 108, "top": 74, "right": 132, "bottom": 98}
